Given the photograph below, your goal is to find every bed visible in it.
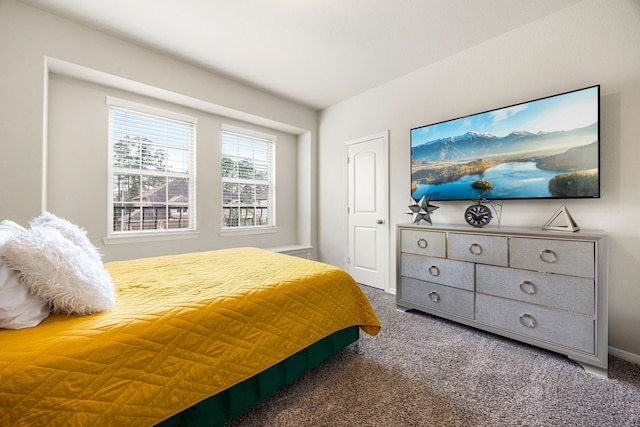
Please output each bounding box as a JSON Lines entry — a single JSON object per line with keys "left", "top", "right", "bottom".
{"left": 0, "top": 247, "right": 380, "bottom": 426}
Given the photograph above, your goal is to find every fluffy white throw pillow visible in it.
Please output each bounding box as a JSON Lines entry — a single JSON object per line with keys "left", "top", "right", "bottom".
{"left": 0, "top": 225, "right": 116, "bottom": 315}
{"left": 0, "top": 220, "right": 50, "bottom": 329}
{"left": 31, "top": 211, "right": 103, "bottom": 264}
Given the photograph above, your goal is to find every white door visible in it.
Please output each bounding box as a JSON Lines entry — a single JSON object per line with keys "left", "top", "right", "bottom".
{"left": 346, "top": 131, "right": 388, "bottom": 291}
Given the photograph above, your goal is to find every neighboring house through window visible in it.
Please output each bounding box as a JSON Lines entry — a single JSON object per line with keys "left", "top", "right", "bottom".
{"left": 221, "top": 125, "right": 276, "bottom": 231}
{"left": 107, "top": 97, "right": 196, "bottom": 235}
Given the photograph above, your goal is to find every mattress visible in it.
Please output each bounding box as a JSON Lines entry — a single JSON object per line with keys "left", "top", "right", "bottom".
{"left": 0, "top": 247, "right": 380, "bottom": 426}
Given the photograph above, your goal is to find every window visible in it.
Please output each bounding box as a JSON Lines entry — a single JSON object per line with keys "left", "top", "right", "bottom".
{"left": 107, "top": 97, "right": 196, "bottom": 235}
{"left": 221, "top": 125, "right": 276, "bottom": 230}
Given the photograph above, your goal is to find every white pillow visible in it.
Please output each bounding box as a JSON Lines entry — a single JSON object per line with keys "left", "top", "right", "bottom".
{"left": 0, "top": 220, "right": 24, "bottom": 246}
{"left": 0, "top": 226, "right": 116, "bottom": 315}
{"left": 31, "top": 212, "right": 103, "bottom": 264}
{"left": 0, "top": 264, "right": 50, "bottom": 329}
{"left": 0, "top": 220, "right": 50, "bottom": 329}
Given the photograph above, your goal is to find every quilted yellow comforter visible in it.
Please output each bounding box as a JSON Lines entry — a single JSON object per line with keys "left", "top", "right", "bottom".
{"left": 0, "top": 247, "right": 380, "bottom": 426}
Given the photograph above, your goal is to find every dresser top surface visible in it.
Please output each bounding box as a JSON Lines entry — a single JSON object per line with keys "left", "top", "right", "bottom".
{"left": 398, "top": 223, "right": 607, "bottom": 241}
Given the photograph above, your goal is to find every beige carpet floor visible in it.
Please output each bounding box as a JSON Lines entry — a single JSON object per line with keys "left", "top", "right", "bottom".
{"left": 226, "top": 285, "right": 640, "bottom": 426}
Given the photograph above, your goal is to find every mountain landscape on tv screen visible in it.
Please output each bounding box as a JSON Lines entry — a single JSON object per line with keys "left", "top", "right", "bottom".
{"left": 411, "top": 122, "right": 599, "bottom": 200}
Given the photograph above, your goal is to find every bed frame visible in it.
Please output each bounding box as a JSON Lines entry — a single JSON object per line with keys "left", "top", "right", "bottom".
{"left": 158, "top": 326, "right": 359, "bottom": 426}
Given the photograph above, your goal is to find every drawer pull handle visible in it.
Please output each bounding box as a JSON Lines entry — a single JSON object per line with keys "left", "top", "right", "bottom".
{"left": 519, "top": 313, "right": 537, "bottom": 329}
{"left": 469, "top": 243, "right": 483, "bottom": 255}
{"left": 519, "top": 280, "right": 537, "bottom": 295}
{"left": 539, "top": 249, "right": 558, "bottom": 264}
{"left": 428, "top": 291, "right": 440, "bottom": 303}
{"left": 428, "top": 265, "right": 440, "bottom": 276}
{"left": 417, "top": 238, "right": 428, "bottom": 249}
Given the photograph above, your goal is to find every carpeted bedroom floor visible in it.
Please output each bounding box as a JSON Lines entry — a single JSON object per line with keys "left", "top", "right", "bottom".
{"left": 226, "top": 285, "right": 640, "bottom": 426}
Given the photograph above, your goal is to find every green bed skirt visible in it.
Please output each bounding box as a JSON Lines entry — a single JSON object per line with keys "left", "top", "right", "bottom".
{"left": 156, "top": 325, "right": 360, "bottom": 427}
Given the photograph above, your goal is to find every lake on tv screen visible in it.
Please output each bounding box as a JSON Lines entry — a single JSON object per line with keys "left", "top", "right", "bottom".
{"left": 413, "top": 161, "right": 559, "bottom": 200}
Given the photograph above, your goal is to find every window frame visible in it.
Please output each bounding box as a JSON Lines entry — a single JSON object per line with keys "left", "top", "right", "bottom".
{"left": 106, "top": 96, "right": 197, "bottom": 241}
{"left": 220, "top": 124, "right": 277, "bottom": 235}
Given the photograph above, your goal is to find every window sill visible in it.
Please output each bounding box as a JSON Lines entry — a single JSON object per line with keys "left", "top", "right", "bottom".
{"left": 265, "top": 245, "right": 313, "bottom": 259}
{"left": 219, "top": 226, "right": 278, "bottom": 237}
{"left": 103, "top": 230, "right": 199, "bottom": 245}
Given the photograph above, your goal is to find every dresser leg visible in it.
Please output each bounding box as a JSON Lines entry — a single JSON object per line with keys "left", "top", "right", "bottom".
{"left": 574, "top": 360, "right": 608, "bottom": 378}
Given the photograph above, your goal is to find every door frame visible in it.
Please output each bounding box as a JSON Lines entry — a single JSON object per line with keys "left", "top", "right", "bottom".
{"left": 344, "top": 130, "right": 390, "bottom": 292}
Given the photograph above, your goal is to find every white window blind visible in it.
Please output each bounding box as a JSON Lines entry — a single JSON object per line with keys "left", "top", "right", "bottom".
{"left": 221, "top": 125, "right": 276, "bottom": 229}
{"left": 107, "top": 97, "right": 196, "bottom": 234}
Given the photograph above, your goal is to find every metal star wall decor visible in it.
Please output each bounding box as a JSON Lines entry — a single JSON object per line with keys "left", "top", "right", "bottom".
{"left": 406, "top": 196, "right": 439, "bottom": 225}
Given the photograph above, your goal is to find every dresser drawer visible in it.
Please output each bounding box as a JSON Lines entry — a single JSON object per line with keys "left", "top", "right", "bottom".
{"left": 401, "top": 229, "right": 446, "bottom": 257}
{"left": 509, "top": 237, "right": 594, "bottom": 278}
{"left": 401, "top": 253, "right": 474, "bottom": 291}
{"left": 476, "top": 265, "right": 594, "bottom": 315}
{"left": 448, "top": 233, "right": 508, "bottom": 266}
{"left": 475, "top": 294, "right": 594, "bottom": 353}
{"left": 400, "top": 277, "right": 474, "bottom": 319}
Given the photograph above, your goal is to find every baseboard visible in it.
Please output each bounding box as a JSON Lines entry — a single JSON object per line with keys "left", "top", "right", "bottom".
{"left": 609, "top": 346, "right": 640, "bottom": 365}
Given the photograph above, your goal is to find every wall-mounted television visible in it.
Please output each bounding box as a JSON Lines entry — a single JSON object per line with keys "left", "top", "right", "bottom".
{"left": 410, "top": 85, "right": 600, "bottom": 201}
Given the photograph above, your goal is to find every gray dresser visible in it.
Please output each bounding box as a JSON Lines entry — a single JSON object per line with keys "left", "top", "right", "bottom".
{"left": 396, "top": 224, "right": 608, "bottom": 376}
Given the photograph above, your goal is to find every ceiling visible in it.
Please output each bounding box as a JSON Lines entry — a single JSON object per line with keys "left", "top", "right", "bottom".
{"left": 22, "top": 0, "right": 582, "bottom": 110}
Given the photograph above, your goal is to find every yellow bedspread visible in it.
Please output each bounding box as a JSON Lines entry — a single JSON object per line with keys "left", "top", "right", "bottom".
{"left": 0, "top": 247, "right": 380, "bottom": 426}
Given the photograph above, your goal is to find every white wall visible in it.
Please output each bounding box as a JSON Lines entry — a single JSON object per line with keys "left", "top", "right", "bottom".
{"left": 0, "top": 0, "right": 318, "bottom": 261}
{"left": 318, "top": 0, "right": 640, "bottom": 358}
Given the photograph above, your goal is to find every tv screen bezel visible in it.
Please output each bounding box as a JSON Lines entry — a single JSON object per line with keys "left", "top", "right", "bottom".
{"left": 410, "top": 85, "right": 601, "bottom": 202}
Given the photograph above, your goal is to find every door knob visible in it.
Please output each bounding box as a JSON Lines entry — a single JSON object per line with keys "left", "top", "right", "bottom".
{"left": 376, "top": 219, "right": 384, "bottom": 224}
